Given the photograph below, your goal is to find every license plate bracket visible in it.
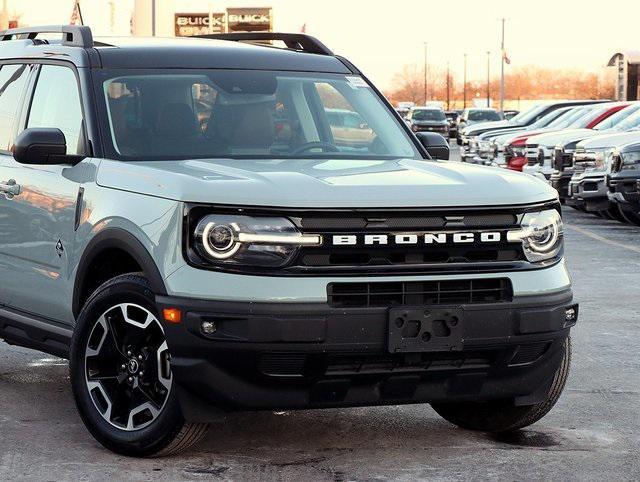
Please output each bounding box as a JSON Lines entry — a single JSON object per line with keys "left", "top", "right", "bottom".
{"left": 388, "top": 307, "right": 464, "bottom": 353}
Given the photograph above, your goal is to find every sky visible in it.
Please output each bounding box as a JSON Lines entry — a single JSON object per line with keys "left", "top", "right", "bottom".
{"left": 9, "top": 0, "right": 640, "bottom": 90}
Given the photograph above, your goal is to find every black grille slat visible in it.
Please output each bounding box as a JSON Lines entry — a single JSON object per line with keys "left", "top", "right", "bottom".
{"left": 328, "top": 279, "right": 512, "bottom": 308}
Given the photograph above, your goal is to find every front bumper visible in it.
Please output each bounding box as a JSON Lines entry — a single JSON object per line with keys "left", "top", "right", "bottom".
{"left": 568, "top": 172, "right": 609, "bottom": 212}
{"left": 608, "top": 174, "right": 640, "bottom": 208}
{"left": 157, "top": 284, "right": 576, "bottom": 419}
{"left": 550, "top": 170, "right": 575, "bottom": 201}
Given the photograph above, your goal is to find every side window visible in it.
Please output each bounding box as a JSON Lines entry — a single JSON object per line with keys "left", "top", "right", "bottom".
{"left": 0, "top": 64, "right": 30, "bottom": 151}
{"left": 27, "top": 65, "right": 85, "bottom": 155}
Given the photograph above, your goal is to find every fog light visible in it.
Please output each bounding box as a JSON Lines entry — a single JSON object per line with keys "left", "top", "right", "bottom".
{"left": 565, "top": 305, "right": 578, "bottom": 324}
{"left": 201, "top": 320, "right": 217, "bottom": 335}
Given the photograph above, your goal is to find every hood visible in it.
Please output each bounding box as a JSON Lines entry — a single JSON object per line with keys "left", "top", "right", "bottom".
{"left": 95, "top": 158, "right": 557, "bottom": 208}
{"left": 464, "top": 120, "right": 511, "bottom": 135}
{"left": 498, "top": 128, "right": 564, "bottom": 146}
{"left": 526, "top": 128, "right": 595, "bottom": 147}
{"left": 577, "top": 130, "right": 640, "bottom": 150}
{"left": 480, "top": 126, "right": 527, "bottom": 141}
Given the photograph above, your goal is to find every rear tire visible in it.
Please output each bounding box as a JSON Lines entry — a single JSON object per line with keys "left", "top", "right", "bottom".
{"left": 70, "top": 273, "right": 209, "bottom": 457}
{"left": 431, "top": 337, "right": 571, "bottom": 433}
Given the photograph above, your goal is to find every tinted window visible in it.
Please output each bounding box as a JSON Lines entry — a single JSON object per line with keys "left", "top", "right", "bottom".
{"left": 412, "top": 109, "right": 446, "bottom": 121}
{"left": 0, "top": 64, "right": 30, "bottom": 151}
{"left": 27, "top": 65, "right": 84, "bottom": 155}
{"left": 468, "top": 110, "right": 501, "bottom": 122}
{"left": 99, "top": 70, "right": 420, "bottom": 160}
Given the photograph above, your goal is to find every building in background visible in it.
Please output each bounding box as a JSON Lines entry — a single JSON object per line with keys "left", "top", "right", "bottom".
{"left": 608, "top": 51, "right": 640, "bottom": 101}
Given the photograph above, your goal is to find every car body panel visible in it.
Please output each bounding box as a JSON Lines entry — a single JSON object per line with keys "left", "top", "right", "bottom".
{"left": 95, "top": 157, "right": 558, "bottom": 208}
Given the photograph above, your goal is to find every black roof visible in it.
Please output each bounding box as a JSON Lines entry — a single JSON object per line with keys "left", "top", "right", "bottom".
{"left": 93, "top": 37, "right": 350, "bottom": 72}
{"left": 0, "top": 26, "right": 353, "bottom": 73}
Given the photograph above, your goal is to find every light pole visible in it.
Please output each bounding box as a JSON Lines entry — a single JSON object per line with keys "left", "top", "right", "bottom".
{"left": 446, "top": 61, "right": 450, "bottom": 110}
{"left": 423, "top": 42, "right": 428, "bottom": 105}
{"left": 486, "top": 51, "right": 491, "bottom": 107}
{"left": 463, "top": 53, "right": 467, "bottom": 109}
{"left": 499, "top": 18, "right": 506, "bottom": 113}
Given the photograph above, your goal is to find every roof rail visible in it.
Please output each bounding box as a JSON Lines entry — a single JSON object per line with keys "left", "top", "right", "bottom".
{"left": 194, "top": 32, "right": 333, "bottom": 56}
{"left": 0, "top": 25, "right": 93, "bottom": 48}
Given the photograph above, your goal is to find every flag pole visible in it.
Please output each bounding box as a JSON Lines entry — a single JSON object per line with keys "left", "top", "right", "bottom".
{"left": 77, "top": 1, "right": 84, "bottom": 25}
{"left": 499, "top": 18, "right": 505, "bottom": 113}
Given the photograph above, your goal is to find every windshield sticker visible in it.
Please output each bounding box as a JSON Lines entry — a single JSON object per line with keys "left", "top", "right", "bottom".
{"left": 346, "top": 76, "right": 370, "bottom": 89}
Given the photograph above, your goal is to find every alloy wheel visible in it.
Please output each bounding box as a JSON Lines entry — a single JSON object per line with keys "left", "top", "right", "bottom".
{"left": 84, "top": 303, "right": 172, "bottom": 431}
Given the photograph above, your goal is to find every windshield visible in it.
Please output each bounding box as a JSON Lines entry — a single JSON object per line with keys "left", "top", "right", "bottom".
{"left": 565, "top": 107, "right": 601, "bottom": 128}
{"left": 531, "top": 108, "right": 571, "bottom": 128}
{"left": 594, "top": 104, "right": 640, "bottom": 131}
{"left": 547, "top": 107, "right": 588, "bottom": 128}
{"left": 571, "top": 104, "right": 618, "bottom": 129}
{"left": 509, "top": 104, "right": 547, "bottom": 124}
{"left": 96, "top": 70, "right": 421, "bottom": 161}
{"left": 613, "top": 109, "right": 640, "bottom": 131}
{"left": 412, "top": 109, "right": 446, "bottom": 121}
{"left": 468, "top": 110, "right": 501, "bottom": 122}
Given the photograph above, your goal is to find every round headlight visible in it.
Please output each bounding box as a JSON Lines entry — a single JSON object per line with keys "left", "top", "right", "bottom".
{"left": 507, "top": 209, "right": 563, "bottom": 262}
{"left": 201, "top": 222, "right": 241, "bottom": 259}
{"left": 191, "top": 214, "right": 321, "bottom": 269}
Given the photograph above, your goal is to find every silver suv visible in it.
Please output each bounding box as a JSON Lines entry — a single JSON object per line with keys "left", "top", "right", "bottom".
{"left": 0, "top": 26, "right": 576, "bottom": 457}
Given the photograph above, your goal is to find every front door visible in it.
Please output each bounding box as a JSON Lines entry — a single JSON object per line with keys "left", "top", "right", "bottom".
{"left": 0, "top": 64, "right": 87, "bottom": 324}
{"left": 0, "top": 63, "right": 34, "bottom": 309}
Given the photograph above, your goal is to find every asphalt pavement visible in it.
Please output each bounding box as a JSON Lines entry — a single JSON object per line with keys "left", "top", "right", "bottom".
{"left": 1, "top": 157, "right": 639, "bottom": 480}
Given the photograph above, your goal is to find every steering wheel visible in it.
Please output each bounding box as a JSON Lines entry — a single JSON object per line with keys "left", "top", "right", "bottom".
{"left": 291, "top": 142, "right": 340, "bottom": 155}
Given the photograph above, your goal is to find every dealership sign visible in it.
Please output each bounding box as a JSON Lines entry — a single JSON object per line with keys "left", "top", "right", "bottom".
{"left": 175, "top": 8, "right": 273, "bottom": 37}
{"left": 227, "top": 8, "right": 273, "bottom": 32}
{"left": 175, "top": 13, "right": 226, "bottom": 36}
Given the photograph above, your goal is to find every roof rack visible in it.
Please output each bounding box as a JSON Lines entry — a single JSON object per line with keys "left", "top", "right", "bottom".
{"left": 194, "top": 32, "right": 333, "bottom": 56}
{"left": 0, "top": 25, "right": 93, "bottom": 48}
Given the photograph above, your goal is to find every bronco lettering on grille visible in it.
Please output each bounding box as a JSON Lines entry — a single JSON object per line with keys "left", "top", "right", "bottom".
{"left": 330, "top": 232, "right": 502, "bottom": 246}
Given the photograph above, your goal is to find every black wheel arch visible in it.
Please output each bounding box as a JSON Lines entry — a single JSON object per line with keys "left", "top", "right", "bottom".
{"left": 72, "top": 228, "right": 167, "bottom": 318}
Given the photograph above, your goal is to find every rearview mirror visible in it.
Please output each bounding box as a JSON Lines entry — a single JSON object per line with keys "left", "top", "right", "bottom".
{"left": 12, "top": 128, "right": 83, "bottom": 165}
{"left": 415, "top": 132, "right": 450, "bottom": 160}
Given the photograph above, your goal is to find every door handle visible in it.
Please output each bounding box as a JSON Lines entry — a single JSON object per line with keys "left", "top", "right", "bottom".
{"left": 0, "top": 179, "right": 22, "bottom": 198}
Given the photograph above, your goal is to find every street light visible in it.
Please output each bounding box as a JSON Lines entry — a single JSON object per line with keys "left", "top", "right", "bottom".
{"left": 486, "top": 51, "right": 491, "bottom": 108}
{"left": 423, "top": 42, "right": 428, "bottom": 105}
{"left": 463, "top": 53, "right": 467, "bottom": 109}
{"left": 499, "top": 18, "right": 506, "bottom": 113}
{"left": 446, "top": 61, "right": 450, "bottom": 110}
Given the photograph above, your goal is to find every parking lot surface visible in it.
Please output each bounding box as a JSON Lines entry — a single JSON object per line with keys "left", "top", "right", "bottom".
{"left": 1, "top": 205, "right": 639, "bottom": 480}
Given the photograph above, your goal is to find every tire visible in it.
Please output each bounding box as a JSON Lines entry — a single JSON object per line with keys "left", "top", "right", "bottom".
{"left": 607, "top": 206, "right": 627, "bottom": 223}
{"left": 69, "top": 273, "right": 209, "bottom": 457}
{"left": 618, "top": 205, "right": 640, "bottom": 226}
{"left": 431, "top": 337, "right": 571, "bottom": 433}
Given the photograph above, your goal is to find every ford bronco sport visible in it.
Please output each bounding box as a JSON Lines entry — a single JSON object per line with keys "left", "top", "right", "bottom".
{"left": 0, "top": 26, "right": 576, "bottom": 457}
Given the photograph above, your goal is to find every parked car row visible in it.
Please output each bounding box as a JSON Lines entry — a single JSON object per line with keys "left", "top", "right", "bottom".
{"left": 395, "top": 105, "right": 519, "bottom": 143}
{"left": 456, "top": 100, "right": 640, "bottom": 226}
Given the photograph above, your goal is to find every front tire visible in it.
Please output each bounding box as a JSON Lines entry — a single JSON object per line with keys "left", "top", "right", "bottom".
{"left": 69, "top": 274, "right": 208, "bottom": 456}
{"left": 431, "top": 337, "right": 571, "bottom": 433}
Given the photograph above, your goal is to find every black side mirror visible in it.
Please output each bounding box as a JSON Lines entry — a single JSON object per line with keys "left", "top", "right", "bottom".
{"left": 415, "top": 132, "right": 450, "bottom": 160}
{"left": 12, "top": 128, "right": 83, "bottom": 165}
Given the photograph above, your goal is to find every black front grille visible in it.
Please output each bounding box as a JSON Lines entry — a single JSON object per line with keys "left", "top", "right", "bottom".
{"left": 327, "top": 279, "right": 512, "bottom": 308}
{"left": 553, "top": 150, "right": 573, "bottom": 171}
{"left": 300, "top": 214, "right": 516, "bottom": 230}
{"left": 293, "top": 211, "right": 525, "bottom": 273}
